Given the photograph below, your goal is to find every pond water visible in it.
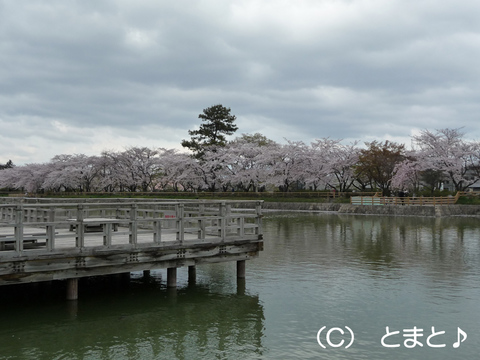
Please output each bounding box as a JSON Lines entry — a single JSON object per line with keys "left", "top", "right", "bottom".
{"left": 0, "top": 212, "right": 479, "bottom": 359}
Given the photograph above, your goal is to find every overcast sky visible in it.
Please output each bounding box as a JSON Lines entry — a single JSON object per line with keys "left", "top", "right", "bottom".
{"left": 1, "top": 0, "right": 480, "bottom": 165}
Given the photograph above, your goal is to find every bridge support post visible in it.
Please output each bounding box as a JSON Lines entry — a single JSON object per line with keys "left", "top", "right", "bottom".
{"left": 237, "top": 260, "right": 246, "bottom": 279}
{"left": 167, "top": 267, "right": 177, "bottom": 288}
{"left": 66, "top": 278, "right": 78, "bottom": 300}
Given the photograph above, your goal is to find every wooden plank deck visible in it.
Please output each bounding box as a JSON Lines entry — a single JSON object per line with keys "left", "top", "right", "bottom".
{"left": 0, "top": 225, "right": 189, "bottom": 249}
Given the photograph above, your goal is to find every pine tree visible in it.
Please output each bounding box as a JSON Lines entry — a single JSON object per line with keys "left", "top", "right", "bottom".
{"left": 182, "top": 105, "right": 238, "bottom": 159}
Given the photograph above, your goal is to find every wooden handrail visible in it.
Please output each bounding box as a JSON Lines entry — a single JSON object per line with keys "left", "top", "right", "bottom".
{"left": 0, "top": 200, "right": 263, "bottom": 256}
{"left": 351, "top": 193, "right": 461, "bottom": 206}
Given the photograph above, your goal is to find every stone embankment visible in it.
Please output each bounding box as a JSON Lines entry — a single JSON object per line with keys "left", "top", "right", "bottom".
{"left": 261, "top": 202, "right": 480, "bottom": 217}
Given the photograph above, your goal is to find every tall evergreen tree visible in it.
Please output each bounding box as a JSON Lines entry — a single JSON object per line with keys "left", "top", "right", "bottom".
{"left": 0, "top": 160, "right": 14, "bottom": 170}
{"left": 182, "top": 105, "right": 238, "bottom": 159}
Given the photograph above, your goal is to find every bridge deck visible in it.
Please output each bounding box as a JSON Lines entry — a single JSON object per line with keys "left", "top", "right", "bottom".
{"left": 0, "top": 200, "right": 263, "bottom": 286}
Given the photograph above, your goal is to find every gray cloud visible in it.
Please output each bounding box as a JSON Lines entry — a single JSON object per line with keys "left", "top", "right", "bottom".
{"left": 1, "top": 0, "right": 480, "bottom": 164}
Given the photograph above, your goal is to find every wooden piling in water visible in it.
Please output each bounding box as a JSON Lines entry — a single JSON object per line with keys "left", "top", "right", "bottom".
{"left": 167, "top": 267, "right": 177, "bottom": 288}
{"left": 237, "top": 260, "right": 246, "bottom": 279}
{"left": 66, "top": 278, "right": 78, "bottom": 300}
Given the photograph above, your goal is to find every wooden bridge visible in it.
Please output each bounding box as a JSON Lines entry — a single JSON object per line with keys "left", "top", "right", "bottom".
{"left": 0, "top": 199, "right": 263, "bottom": 299}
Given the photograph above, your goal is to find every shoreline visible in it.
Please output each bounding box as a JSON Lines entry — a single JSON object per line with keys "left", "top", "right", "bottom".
{"left": 2, "top": 197, "right": 480, "bottom": 217}
{"left": 260, "top": 202, "right": 480, "bottom": 217}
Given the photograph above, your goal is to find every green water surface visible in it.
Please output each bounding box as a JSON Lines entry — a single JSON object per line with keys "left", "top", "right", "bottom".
{"left": 0, "top": 213, "right": 479, "bottom": 359}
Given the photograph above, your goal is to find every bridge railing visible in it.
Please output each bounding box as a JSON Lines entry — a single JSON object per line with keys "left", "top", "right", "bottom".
{"left": 350, "top": 193, "right": 460, "bottom": 206}
{"left": 0, "top": 200, "right": 263, "bottom": 256}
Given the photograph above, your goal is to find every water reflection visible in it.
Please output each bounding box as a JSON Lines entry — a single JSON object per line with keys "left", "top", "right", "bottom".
{"left": 0, "top": 274, "right": 265, "bottom": 360}
{"left": 263, "top": 213, "right": 480, "bottom": 278}
{"left": 1, "top": 212, "right": 479, "bottom": 359}
{"left": 254, "top": 213, "right": 480, "bottom": 359}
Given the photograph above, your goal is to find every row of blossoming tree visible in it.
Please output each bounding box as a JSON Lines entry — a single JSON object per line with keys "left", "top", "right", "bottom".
{"left": 1, "top": 128, "right": 480, "bottom": 195}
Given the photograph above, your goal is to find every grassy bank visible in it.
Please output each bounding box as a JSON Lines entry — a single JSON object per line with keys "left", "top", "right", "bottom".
{"left": 455, "top": 196, "right": 480, "bottom": 205}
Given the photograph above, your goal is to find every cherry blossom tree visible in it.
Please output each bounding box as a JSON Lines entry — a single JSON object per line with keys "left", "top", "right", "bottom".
{"left": 328, "top": 141, "right": 360, "bottom": 192}
{"left": 412, "top": 128, "right": 480, "bottom": 191}
{"left": 94, "top": 147, "right": 163, "bottom": 192}
{"left": 95, "top": 150, "right": 125, "bottom": 192}
{"left": 42, "top": 154, "right": 80, "bottom": 192}
{"left": 391, "top": 158, "right": 421, "bottom": 193}
{"left": 8, "top": 128, "right": 478, "bottom": 197}
{"left": 194, "top": 146, "right": 230, "bottom": 192}
{"left": 95, "top": 151, "right": 118, "bottom": 192}
{"left": 158, "top": 149, "right": 203, "bottom": 191}
{"left": 0, "top": 163, "right": 50, "bottom": 193}
{"left": 263, "top": 140, "right": 309, "bottom": 192}
{"left": 219, "top": 134, "right": 277, "bottom": 191}
{"left": 40, "top": 154, "right": 103, "bottom": 192}
{"left": 307, "top": 138, "right": 360, "bottom": 192}
{"left": 0, "top": 167, "right": 18, "bottom": 190}
{"left": 122, "top": 147, "right": 163, "bottom": 192}
{"left": 305, "top": 138, "right": 336, "bottom": 190}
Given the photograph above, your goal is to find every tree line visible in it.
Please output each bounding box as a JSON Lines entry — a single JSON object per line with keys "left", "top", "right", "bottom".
{"left": 0, "top": 105, "right": 479, "bottom": 195}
